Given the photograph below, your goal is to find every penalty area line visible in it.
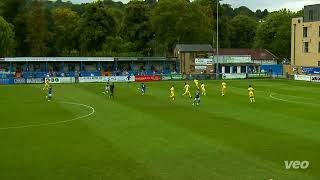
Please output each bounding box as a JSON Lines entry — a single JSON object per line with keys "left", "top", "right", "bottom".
{"left": 0, "top": 101, "right": 95, "bottom": 131}
{"left": 269, "top": 94, "right": 319, "bottom": 106}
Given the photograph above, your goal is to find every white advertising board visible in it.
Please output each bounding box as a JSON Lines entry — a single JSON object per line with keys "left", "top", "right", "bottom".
{"left": 79, "top": 76, "right": 135, "bottom": 83}
{"left": 294, "top": 75, "right": 311, "bottom": 81}
{"left": 224, "top": 73, "right": 247, "bottom": 79}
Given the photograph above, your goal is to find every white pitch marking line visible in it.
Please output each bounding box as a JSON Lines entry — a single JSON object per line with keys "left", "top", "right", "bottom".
{"left": 271, "top": 93, "right": 318, "bottom": 100}
{"left": 0, "top": 101, "right": 95, "bottom": 130}
{"left": 269, "top": 94, "right": 319, "bottom": 106}
{"left": 269, "top": 94, "right": 291, "bottom": 103}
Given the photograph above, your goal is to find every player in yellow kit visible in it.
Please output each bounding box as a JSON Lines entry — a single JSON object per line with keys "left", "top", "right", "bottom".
{"left": 169, "top": 85, "right": 175, "bottom": 101}
{"left": 248, "top": 85, "right": 255, "bottom": 103}
{"left": 43, "top": 78, "right": 49, "bottom": 90}
{"left": 182, "top": 82, "right": 192, "bottom": 98}
{"left": 221, "top": 81, "right": 227, "bottom": 96}
{"left": 194, "top": 79, "right": 199, "bottom": 89}
{"left": 200, "top": 82, "right": 206, "bottom": 96}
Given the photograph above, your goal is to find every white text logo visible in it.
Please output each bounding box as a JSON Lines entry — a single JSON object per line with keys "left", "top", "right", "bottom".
{"left": 284, "top": 161, "right": 309, "bottom": 169}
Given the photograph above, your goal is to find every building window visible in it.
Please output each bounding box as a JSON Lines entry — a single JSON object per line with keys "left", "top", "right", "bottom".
{"left": 232, "top": 66, "right": 237, "bottom": 73}
{"left": 319, "top": 26, "right": 320, "bottom": 37}
{"left": 241, "top": 66, "right": 246, "bottom": 73}
{"left": 318, "top": 61, "right": 320, "bottom": 66}
{"left": 304, "top": 42, "right": 309, "bottom": 53}
{"left": 309, "top": 10, "right": 313, "bottom": 21}
{"left": 303, "top": 27, "right": 308, "bottom": 37}
{"left": 319, "top": 42, "right": 320, "bottom": 53}
{"left": 225, "top": 66, "right": 230, "bottom": 73}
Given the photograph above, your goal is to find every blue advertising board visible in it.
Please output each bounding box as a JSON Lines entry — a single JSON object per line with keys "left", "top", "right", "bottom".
{"left": 0, "top": 78, "right": 14, "bottom": 84}
{"left": 302, "top": 67, "right": 320, "bottom": 75}
{"left": 26, "top": 78, "right": 44, "bottom": 84}
{"left": 14, "top": 78, "right": 26, "bottom": 84}
{"left": 260, "top": 65, "right": 283, "bottom": 75}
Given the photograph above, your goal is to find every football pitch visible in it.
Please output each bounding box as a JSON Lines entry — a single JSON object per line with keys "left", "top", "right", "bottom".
{"left": 0, "top": 79, "right": 319, "bottom": 180}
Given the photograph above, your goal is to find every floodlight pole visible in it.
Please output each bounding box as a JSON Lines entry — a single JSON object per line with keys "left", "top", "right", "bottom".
{"left": 215, "top": 0, "right": 219, "bottom": 79}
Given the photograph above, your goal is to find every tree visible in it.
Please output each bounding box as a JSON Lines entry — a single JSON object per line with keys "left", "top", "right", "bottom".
{"left": 0, "top": 0, "right": 30, "bottom": 56}
{"left": 255, "top": 9, "right": 262, "bottom": 19}
{"left": 101, "top": 0, "right": 124, "bottom": 9}
{"left": 255, "top": 9, "right": 296, "bottom": 60}
{"left": 98, "top": 36, "right": 138, "bottom": 56}
{"left": 229, "top": 15, "right": 257, "bottom": 48}
{"left": 120, "top": 1, "right": 153, "bottom": 56}
{"left": 255, "top": 9, "right": 269, "bottom": 20}
{"left": 0, "top": 16, "right": 16, "bottom": 57}
{"left": 186, "top": 2, "right": 213, "bottom": 44}
{"left": 262, "top": 9, "right": 270, "bottom": 19}
{"left": 13, "top": 12, "right": 29, "bottom": 56}
{"left": 234, "top": 6, "right": 255, "bottom": 17}
{"left": 222, "top": 4, "right": 235, "bottom": 18}
{"left": 195, "top": 0, "right": 232, "bottom": 48}
{"left": 215, "top": 7, "right": 232, "bottom": 48}
{"left": 26, "top": 0, "right": 49, "bottom": 56}
{"left": 52, "top": 7, "right": 79, "bottom": 56}
{"left": 1, "top": 0, "right": 293, "bottom": 57}
{"left": 0, "top": 0, "right": 28, "bottom": 23}
{"left": 151, "top": 0, "right": 214, "bottom": 55}
{"left": 145, "top": 0, "right": 157, "bottom": 7}
{"left": 150, "top": 0, "right": 189, "bottom": 55}
{"left": 107, "top": 7, "right": 124, "bottom": 33}
{"left": 76, "top": 1, "right": 117, "bottom": 55}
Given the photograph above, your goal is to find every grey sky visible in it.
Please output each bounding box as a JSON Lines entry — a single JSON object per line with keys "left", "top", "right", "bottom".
{"left": 66, "top": 0, "right": 319, "bottom": 11}
{"left": 223, "top": 0, "right": 319, "bottom": 11}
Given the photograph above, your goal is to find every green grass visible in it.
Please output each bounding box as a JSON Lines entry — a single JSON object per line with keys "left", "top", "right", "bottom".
{"left": 0, "top": 79, "right": 320, "bottom": 180}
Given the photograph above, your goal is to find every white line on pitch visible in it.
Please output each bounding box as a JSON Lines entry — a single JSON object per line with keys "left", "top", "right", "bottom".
{"left": 0, "top": 101, "right": 95, "bottom": 130}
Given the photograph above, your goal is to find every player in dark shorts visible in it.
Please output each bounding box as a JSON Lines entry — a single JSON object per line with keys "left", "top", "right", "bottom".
{"left": 47, "top": 85, "right": 53, "bottom": 101}
{"left": 141, "top": 83, "right": 146, "bottom": 96}
{"left": 104, "top": 80, "right": 110, "bottom": 95}
{"left": 192, "top": 89, "right": 201, "bottom": 106}
{"left": 109, "top": 83, "right": 115, "bottom": 99}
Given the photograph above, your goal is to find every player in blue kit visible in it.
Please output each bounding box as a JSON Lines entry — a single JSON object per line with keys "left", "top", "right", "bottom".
{"left": 127, "top": 73, "right": 131, "bottom": 82}
{"left": 46, "top": 85, "right": 53, "bottom": 101}
{"left": 192, "top": 89, "right": 201, "bottom": 106}
{"left": 103, "top": 80, "right": 110, "bottom": 95}
{"left": 141, "top": 83, "right": 146, "bottom": 95}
